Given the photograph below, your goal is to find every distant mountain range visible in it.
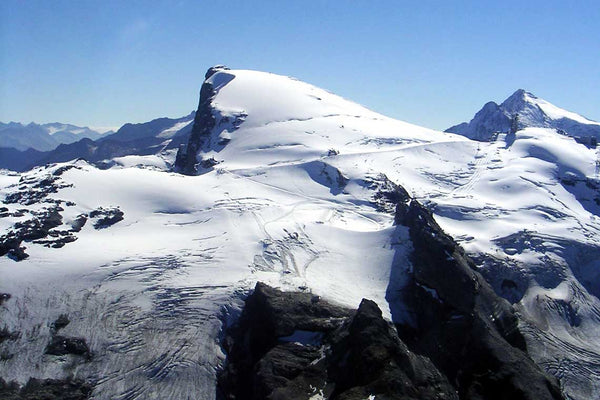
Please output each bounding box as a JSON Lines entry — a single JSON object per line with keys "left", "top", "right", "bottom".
{"left": 446, "top": 89, "right": 600, "bottom": 145}
{"left": 4, "top": 90, "right": 598, "bottom": 174}
{"left": 0, "top": 122, "right": 112, "bottom": 152}
{"left": 0, "top": 113, "right": 195, "bottom": 171}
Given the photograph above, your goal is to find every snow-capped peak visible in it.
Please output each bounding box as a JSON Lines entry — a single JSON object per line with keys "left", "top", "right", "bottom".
{"left": 499, "top": 89, "right": 550, "bottom": 129}
{"left": 175, "top": 68, "right": 449, "bottom": 174}
{"left": 499, "top": 89, "right": 536, "bottom": 114}
{"left": 446, "top": 89, "right": 600, "bottom": 141}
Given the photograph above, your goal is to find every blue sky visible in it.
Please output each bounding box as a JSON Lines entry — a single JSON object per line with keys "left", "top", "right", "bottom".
{"left": 1, "top": 0, "right": 599, "bottom": 131}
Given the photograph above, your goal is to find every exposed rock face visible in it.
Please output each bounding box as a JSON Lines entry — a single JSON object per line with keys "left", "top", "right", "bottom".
{"left": 174, "top": 65, "right": 248, "bottom": 175}
{"left": 369, "top": 173, "right": 411, "bottom": 214}
{"left": 393, "top": 198, "right": 564, "bottom": 400}
{"left": 446, "top": 101, "right": 512, "bottom": 141}
{"left": 206, "top": 65, "right": 230, "bottom": 80}
{"left": 51, "top": 314, "right": 70, "bottom": 332}
{"left": 4, "top": 174, "right": 72, "bottom": 205}
{"left": 327, "top": 299, "right": 457, "bottom": 400}
{"left": 175, "top": 66, "right": 229, "bottom": 175}
{"left": 0, "top": 165, "right": 126, "bottom": 261}
{"left": 45, "top": 314, "right": 92, "bottom": 360}
{"left": 0, "top": 327, "right": 19, "bottom": 344}
{"left": 219, "top": 282, "right": 457, "bottom": 400}
{"left": 89, "top": 207, "right": 124, "bottom": 229}
{"left": 218, "top": 282, "right": 351, "bottom": 399}
{"left": 45, "top": 335, "right": 91, "bottom": 359}
{"left": 0, "top": 293, "right": 11, "bottom": 306}
{"left": 219, "top": 177, "right": 565, "bottom": 399}
{"left": 0, "top": 377, "right": 92, "bottom": 400}
{"left": 0, "top": 205, "right": 65, "bottom": 260}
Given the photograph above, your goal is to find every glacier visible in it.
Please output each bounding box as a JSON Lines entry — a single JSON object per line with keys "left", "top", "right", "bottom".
{"left": 1, "top": 67, "right": 599, "bottom": 399}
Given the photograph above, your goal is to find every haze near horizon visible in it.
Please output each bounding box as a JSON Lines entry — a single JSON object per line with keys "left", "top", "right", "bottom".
{"left": 1, "top": 0, "right": 599, "bottom": 131}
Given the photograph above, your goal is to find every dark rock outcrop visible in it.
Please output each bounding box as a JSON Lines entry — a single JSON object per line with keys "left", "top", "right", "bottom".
{"left": 0, "top": 327, "right": 19, "bottom": 343}
{"left": 369, "top": 173, "right": 411, "bottom": 214}
{"left": 1, "top": 167, "right": 125, "bottom": 260}
{"left": 175, "top": 74, "right": 216, "bottom": 175}
{"left": 175, "top": 65, "right": 243, "bottom": 175}
{"left": 51, "top": 314, "right": 70, "bottom": 332}
{"left": 0, "top": 293, "right": 11, "bottom": 306}
{"left": 392, "top": 198, "right": 564, "bottom": 400}
{"left": 45, "top": 335, "right": 91, "bottom": 359}
{"left": 0, "top": 236, "right": 22, "bottom": 260}
{"left": 0, "top": 377, "right": 92, "bottom": 400}
{"left": 219, "top": 282, "right": 457, "bottom": 400}
{"left": 219, "top": 282, "right": 351, "bottom": 399}
{"left": 89, "top": 207, "right": 124, "bottom": 229}
{"left": 327, "top": 299, "right": 457, "bottom": 400}
{"left": 0, "top": 206, "right": 65, "bottom": 260}
{"left": 0, "top": 168, "right": 88, "bottom": 259}
{"left": 0, "top": 202, "right": 90, "bottom": 260}
{"left": 174, "top": 68, "right": 224, "bottom": 175}
{"left": 15, "top": 208, "right": 63, "bottom": 240}
{"left": 221, "top": 213, "right": 564, "bottom": 400}
{"left": 206, "top": 65, "right": 230, "bottom": 80}
{"left": 70, "top": 214, "right": 87, "bottom": 232}
{"left": 4, "top": 174, "right": 72, "bottom": 205}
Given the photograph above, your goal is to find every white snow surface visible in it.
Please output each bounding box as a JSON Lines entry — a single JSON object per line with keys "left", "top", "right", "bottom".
{"left": 156, "top": 119, "right": 193, "bottom": 138}
{"left": 1, "top": 69, "right": 599, "bottom": 399}
{"left": 523, "top": 92, "right": 600, "bottom": 126}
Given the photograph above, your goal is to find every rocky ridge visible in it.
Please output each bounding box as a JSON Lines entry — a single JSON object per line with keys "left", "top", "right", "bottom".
{"left": 219, "top": 177, "right": 562, "bottom": 400}
{"left": 220, "top": 276, "right": 562, "bottom": 400}
{"left": 175, "top": 66, "right": 247, "bottom": 175}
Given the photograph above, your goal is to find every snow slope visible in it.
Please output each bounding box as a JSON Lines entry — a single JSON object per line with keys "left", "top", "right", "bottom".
{"left": 519, "top": 92, "right": 599, "bottom": 126}
{"left": 1, "top": 68, "right": 599, "bottom": 399}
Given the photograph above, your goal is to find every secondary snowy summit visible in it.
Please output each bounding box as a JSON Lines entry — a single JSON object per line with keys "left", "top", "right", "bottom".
{"left": 446, "top": 89, "right": 600, "bottom": 144}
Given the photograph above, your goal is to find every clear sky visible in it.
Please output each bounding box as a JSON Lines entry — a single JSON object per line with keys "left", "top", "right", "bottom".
{"left": 1, "top": 0, "right": 599, "bottom": 131}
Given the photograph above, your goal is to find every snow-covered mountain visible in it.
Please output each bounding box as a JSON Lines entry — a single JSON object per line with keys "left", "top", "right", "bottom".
{"left": 39, "top": 112, "right": 196, "bottom": 169}
{"left": 1, "top": 67, "right": 599, "bottom": 399}
{"left": 0, "top": 114, "right": 195, "bottom": 172}
{"left": 100, "top": 112, "right": 195, "bottom": 143}
{"left": 446, "top": 89, "right": 600, "bottom": 144}
{"left": 0, "top": 122, "right": 112, "bottom": 152}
